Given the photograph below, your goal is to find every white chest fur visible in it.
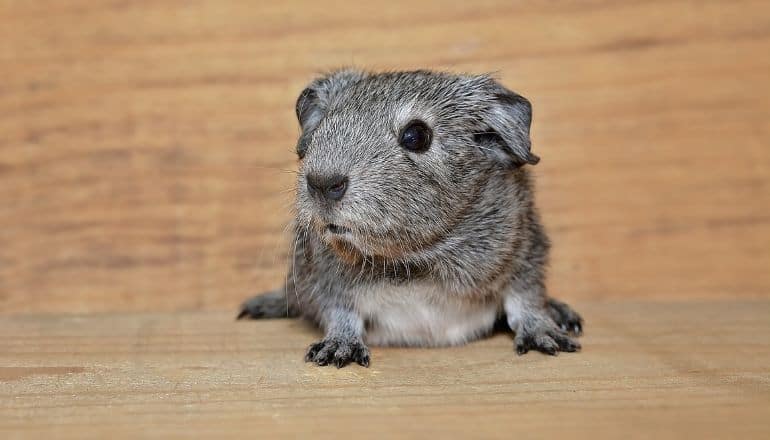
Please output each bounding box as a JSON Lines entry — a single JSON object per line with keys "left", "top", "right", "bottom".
{"left": 354, "top": 282, "right": 500, "bottom": 347}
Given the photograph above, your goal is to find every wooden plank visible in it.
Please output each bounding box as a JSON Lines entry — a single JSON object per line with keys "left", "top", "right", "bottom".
{"left": 1, "top": 301, "right": 769, "bottom": 438}
{"left": 1, "top": 0, "right": 770, "bottom": 313}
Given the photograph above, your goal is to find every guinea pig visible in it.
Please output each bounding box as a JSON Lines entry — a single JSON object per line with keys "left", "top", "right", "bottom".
{"left": 238, "top": 69, "right": 583, "bottom": 368}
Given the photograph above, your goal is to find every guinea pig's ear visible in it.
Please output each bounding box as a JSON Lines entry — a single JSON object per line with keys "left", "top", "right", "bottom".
{"left": 295, "top": 68, "right": 366, "bottom": 133}
{"left": 295, "top": 69, "right": 366, "bottom": 158}
{"left": 475, "top": 82, "right": 540, "bottom": 167}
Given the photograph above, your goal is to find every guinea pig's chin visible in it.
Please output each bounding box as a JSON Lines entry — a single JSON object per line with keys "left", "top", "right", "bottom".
{"left": 321, "top": 227, "right": 354, "bottom": 246}
{"left": 323, "top": 230, "right": 415, "bottom": 262}
{"left": 318, "top": 226, "right": 376, "bottom": 258}
{"left": 320, "top": 229, "right": 367, "bottom": 264}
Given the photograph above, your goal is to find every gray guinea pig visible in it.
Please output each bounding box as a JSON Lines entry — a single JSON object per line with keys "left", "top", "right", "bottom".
{"left": 238, "top": 69, "right": 583, "bottom": 368}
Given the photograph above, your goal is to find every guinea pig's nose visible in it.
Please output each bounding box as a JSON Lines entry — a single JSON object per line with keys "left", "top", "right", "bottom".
{"left": 306, "top": 173, "right": 348, "bottom": 202}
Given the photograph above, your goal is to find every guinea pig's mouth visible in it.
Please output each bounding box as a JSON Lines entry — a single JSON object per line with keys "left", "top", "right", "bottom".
{"left": 322, "top": 223, "right": 362, "bottom": 261}
{"left": 319, "top": 221, "right": 427, "bottom": 263}
{"left": 325, "top": 224, "right": 352, "bottom": 235}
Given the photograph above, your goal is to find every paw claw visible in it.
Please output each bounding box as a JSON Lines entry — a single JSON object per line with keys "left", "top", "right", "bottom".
{"left": 572, "top": 323, "right": 583, "bottom": 336}
{"left": 236, "top": 302, "right": 265, "bottom": 320}
{"left": 237, "top": 303, "right": 264, "bottom": 320}
{"left": 305, "top": 341, "right": 325, "bottom": 362}
{"left": 546, "top": 298, "right": 584, "bottom": 337}
{"left": 540, "top": 344, "right": 558, "bottom": 356}
{"left": 352, "top": 345, "right": 371, "bottom": 367}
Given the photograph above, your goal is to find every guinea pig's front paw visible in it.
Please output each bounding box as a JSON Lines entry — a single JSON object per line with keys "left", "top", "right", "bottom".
{"left": 305, "top": 337, "right": 371, "bottom": 368}
{"left": 514, "top": 320, "right": 581, "bottom": 356}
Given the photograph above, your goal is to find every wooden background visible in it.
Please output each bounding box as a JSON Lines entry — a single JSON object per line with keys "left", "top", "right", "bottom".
{"left": 1, "top": 0, "right": 769, "bottom": 314}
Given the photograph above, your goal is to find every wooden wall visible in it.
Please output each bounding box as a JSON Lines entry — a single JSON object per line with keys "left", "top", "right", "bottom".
{"left": 1, "top": 0, "right": 769, "bottom": 314}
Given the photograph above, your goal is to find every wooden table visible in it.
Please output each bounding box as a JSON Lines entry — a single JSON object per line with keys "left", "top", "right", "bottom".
{"left": 2, "top": 300, "right": 768, "bottom": 439}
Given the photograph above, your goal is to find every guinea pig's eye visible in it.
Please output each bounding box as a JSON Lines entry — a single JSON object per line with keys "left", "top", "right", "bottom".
{"left": 399, "top": 120, "right": 432, "bottom": 153}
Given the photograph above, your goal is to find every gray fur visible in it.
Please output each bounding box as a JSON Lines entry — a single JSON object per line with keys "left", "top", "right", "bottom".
{"left": 239, "top": 69, "right": 583, "bottom": 367}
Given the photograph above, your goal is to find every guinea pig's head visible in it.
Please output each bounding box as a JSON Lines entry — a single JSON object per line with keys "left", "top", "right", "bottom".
{"left": 293, "top": 69, "right": 538, "bottom": 260}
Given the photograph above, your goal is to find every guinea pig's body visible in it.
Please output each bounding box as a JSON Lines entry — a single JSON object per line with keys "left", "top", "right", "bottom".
{"left": 239, "top": 69, "right": 583, "bottom": 367}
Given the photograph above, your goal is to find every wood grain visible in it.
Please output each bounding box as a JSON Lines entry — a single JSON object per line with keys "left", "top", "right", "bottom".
{"left": 1, "top": 301, "right": 769, "bottom": 439}
{"left": 1, "top": 0, "right": 770, "bottom": 313}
